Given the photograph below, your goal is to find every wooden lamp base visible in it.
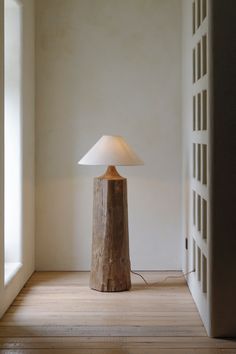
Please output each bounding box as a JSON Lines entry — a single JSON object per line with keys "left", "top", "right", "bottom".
{"left": 90, "top": 166, "right": 131, "bottom": 292}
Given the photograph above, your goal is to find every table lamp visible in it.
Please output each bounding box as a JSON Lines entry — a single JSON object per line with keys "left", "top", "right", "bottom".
{"left": 79, "top": 135, "right": 143, "bottom": 292}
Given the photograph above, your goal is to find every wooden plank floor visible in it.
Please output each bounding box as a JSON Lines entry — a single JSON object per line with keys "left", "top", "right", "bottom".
{"left": 0, "top": 271, "right": 235, "bottom": 353}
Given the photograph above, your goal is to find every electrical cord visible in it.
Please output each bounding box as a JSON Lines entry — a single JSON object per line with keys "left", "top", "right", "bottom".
{"left": 131, "top": 269, "right": 195, "bottom": 287}
{"left": 130, "top": 270, "right": 149, "bottom": 285}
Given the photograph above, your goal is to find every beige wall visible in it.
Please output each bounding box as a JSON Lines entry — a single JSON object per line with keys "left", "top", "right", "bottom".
{"left": 181, "top": 0, "right": 192, "bottom": 278}
{"left": 0, "top": 0, "right": 35, "bottom": 317}
{"left": 35, "top": 0, "right": 182, "bottom": 270}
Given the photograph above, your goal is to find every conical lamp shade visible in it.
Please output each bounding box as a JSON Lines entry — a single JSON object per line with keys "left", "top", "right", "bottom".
{"left": 78, "top": 135, "right": 144, "bottom": 166}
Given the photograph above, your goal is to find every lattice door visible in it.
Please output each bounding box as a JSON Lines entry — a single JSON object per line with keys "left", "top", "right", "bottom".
{"left": 187, "top": 0, "right": 210, "bottom": 331}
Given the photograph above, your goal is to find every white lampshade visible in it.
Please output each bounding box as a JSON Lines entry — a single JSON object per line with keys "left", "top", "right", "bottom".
{"left": 78, "top": 135, "right": 144, "bottom": 166}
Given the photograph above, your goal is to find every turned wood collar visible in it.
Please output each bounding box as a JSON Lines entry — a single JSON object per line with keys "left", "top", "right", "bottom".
{"left": 98, "top": 166, "right": 125, "bottom": 180}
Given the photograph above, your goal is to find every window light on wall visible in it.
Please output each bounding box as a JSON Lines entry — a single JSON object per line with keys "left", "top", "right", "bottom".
{"left": 4, "top": 0, "right": 23, "bottom": 285}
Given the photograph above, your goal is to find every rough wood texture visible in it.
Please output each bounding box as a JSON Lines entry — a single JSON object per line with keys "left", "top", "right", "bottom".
{"left": 90, "top": 166, "right": 131, "bottom": 292}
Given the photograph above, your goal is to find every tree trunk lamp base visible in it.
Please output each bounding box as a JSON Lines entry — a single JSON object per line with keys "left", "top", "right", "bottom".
{"left": 78, "top": 135, "right": 143, "bottom": 293}
{"left": 90, "top": 166, "right": 131, "bottom": 292}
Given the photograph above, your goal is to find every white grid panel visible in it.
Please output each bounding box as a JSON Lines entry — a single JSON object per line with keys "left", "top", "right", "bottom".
{"left": 190, "top": 0, "right": 209, "bottom": 300}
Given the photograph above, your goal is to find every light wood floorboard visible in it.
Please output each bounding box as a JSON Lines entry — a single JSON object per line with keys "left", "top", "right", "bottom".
{"left": 0, "top": 272, "right": 235, "bottom": 353}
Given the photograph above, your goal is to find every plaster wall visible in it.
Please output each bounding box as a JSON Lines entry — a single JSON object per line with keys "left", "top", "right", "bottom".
{"left": 35, "top": 0, "right": 182, "bottom": 270}
{"left": 181, "top": 0, "right": 191, "bottom": 274}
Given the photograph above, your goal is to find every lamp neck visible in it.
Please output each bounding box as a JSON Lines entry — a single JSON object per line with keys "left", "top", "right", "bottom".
{"left": 99, "top": 166, "right": 124, "bottom": 180}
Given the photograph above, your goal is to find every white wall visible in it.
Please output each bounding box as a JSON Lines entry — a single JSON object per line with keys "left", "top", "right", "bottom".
{"left": 4, "top": 0, "right": 22, "bottom": 265}
{"left": 181, "top": 0, "right": 192, "bottom": 274}
{"left": 35, "top": 0, "right": 182, "bottom": 271}
{"left": 0, "top": 0, "right": 35, "bottom": 318}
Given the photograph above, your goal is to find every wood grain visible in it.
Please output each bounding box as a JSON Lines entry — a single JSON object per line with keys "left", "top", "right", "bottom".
{"left": 90, "top": 169, "right": 131, "bottom": 292}
{"left": 0, "top": 272, "right": 235, "bottom": 353}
